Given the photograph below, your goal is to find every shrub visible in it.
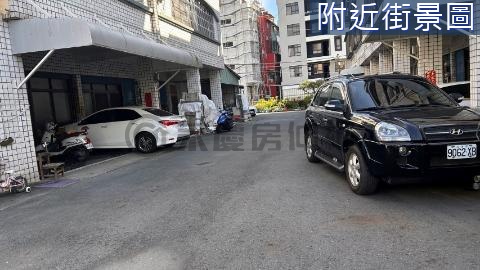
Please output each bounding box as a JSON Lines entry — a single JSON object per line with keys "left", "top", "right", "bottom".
{"left": 255, "top": 97, "right": 286, "bottom": 112}
{"left": 285, "top": 100, "right": 300, "bottom": 110}
{"left": 298, "top": 95, "right": 313, "bottom": 108}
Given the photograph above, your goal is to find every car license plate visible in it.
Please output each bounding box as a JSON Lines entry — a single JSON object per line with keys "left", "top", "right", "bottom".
{"left": 447, "top": 144, "right": 477, "bottom": 160}
{"left": 85, "top": 143, "right": 94, "bottom": 150}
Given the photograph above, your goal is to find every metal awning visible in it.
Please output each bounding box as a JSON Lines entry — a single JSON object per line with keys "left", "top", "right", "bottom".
{"left": 9, "top": 18, "right": 202, "bottom": 68}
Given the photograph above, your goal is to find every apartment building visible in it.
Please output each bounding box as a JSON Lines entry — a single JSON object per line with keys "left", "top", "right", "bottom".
{"left": 0, "top": 0, "right": 224, "bottom": 182}
{"left": 220, "top": 0, "right": 262, "bottom": 102}
{"left": 276, "top": 0, "right": 347, "bottom": 99}
{"left": 258, "top": 11, "right": 281, "bottom": 98}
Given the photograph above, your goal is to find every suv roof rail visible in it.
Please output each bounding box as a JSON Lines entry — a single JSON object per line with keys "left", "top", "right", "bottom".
{"left": 340, "top": 67, "right": 365, "bottom": 77}
{"left": 326, "top": 74, "right": 346, "bottom": 81}
{"left": 369, "top": 71, "right": 409, "bottom": 76}
{"left": 326, "top": 74, "right": 356, "bottom": 81}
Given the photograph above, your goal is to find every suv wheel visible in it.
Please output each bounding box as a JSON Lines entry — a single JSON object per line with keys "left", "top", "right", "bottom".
{"left": 345, "top": 145, "right": 379, "bottom": 195}
{"left": 305, "top": 131, "right": 320, "bottom": 163}
{"left": 135, "top": 132, "right": 157, "bottom": 153}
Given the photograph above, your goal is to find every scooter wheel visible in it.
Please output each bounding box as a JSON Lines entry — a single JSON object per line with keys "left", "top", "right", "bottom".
{"left": 73, "top": 147, "right": 89, "bottom": 162}
{"left": 473, "top": 182, "right": 480, "bottom": 191}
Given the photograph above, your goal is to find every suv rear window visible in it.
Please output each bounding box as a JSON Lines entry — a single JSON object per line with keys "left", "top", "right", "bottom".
{"left": 143, "top": 108, "right": 173, "bottom": 117}
{"left": 348, "top": 78, "right": 457, "bottom": 110}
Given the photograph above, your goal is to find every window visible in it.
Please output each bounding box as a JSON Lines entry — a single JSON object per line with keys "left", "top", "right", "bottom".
{"left": 289, "top": 66, "right": 302, "bottom": 77}
{"left": 52, "top": 93, "right": 72, "bottom": 124}
{"left": 347, "top": 79, "right": 457, "bottom": 111}
{"left": 83, "top": 83, "right": 123, "bottom": 114}
{"left": 268, "top": 72, "right": 276, "bottom": 81}
{"left": 111, "top": 109, "right": 141, "bottom": 122}
{"left": 335, "top": 36, "right": 343, "bottom": 51}
{"left": 221, "top": 19, "right": 231, "bottom": 25}
{"left": 309, "top": 62, "right": 330, "bottom": 79}
{"left": 304, "top": 0, "right": 319, "bottom": 15}
{"left": 307, "top": 40, "right": 330, "bottom": 58}
{"left": 313, "top": 85, "right": 332, "bottom": 107}
{"left": 80, "top": 111, "right": 113, "bottom": 125}
{"left": 223, "top": 42, "right": 233, "bottom": 48}
{"left": 29, "top": 78, "right": 50, "bottom": 89}
{"left": 286, "top": 2, "right": 299, "bottom": 15}
{"left": 107, "top": 85, "right": 122, "bottom": 108}
{"left": 288, "top": 44, "right": 301, "bottom": 57}
{"left": 287, "top": 24, "right": 300, "bottom": 36}
{"left": 143, "top": 108, "right": 174, "bottom": 117}
{"left": 329, "top": 85, "right": 345, "bottom": 105}
{"left": 160, "top": 0, "right": 217, "bottom": 40}
{"left": 171, "top": 0, "right": 192, "bottom": 27}
{"left": 306, "top": 20, "right": 327, "bottom": 37}
{"left": 28, "top": 76, "right": 74, "bottom": 141}
{"left": 312, "top": 43, "right": 322, "bottom": 55}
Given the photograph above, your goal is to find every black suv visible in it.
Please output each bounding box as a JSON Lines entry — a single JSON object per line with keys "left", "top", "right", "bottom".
{"left": 304, "top": 74, "right": 480, "bottom": 195}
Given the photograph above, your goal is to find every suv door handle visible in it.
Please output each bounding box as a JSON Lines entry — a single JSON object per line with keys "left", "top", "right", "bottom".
{"left": 101, "top": 125, "right": 108, "bottom": 128}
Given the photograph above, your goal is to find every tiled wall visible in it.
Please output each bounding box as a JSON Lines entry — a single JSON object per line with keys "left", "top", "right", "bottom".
{"left": 186, "top": 69, "right": 202, "bottom": 95}
{"left": 369, "top": 56, "right": 379, "bottom": 75}
{"left": 418, "top": 34, "right": 443, "bottom": 84}
{"left": 470, "top": 1, "right": 480, "bottom": 107}
{"left": 347, "top": 35, "right": 442, "bottom": 85}
{"left": 393, "top": 40, "right": 410, "bottom": 74}
{"left": 379, "top": 48, "right": 393, "bottom": 74}
{"left": 209, "top": 70, "right": 223, "bottom": 110}
{"left": 0, "top": 20, "right": 38, "bottom": 181}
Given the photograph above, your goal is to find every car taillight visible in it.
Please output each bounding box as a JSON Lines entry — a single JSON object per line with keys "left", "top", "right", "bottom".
{"left": 160, "top": 120, "right": 179, "bottom": 126}
{"left": 85, "top": 137, "right": 91, "bottom": 144}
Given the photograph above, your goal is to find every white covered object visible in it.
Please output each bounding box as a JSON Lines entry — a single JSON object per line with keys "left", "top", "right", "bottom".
{"left": 178, "top": 94, "right": 220, "bottom": 132}
{"left": 240, "top": 94, "right": 250, "bottom": 111}
{"left": 199, "top": 94, "right": 220, "bottom": 129}
{"left": 178, "top": 102, "right": 202, "bottom": 132}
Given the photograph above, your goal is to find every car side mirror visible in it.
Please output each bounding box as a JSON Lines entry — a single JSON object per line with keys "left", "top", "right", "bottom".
{"left": 449, "top": 93, "right": 464, "bottom": 103}
{"left": 325, "top": 99, "right": 345, "bottom": 112}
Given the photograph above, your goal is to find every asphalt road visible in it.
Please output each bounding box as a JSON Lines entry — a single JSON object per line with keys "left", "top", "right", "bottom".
{"left": 1, "top": 112, "right": 480, "bottom": 270}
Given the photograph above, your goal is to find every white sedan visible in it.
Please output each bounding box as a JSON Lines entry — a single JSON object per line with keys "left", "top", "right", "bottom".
{"left": 65, "top": 107, "right": 190, "bottom": 153}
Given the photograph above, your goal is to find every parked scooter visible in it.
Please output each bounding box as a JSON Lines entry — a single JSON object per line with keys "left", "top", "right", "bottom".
{"left": 216, "top": 109, "right": 235, "bottom": 133}
{"left": 35, "top": 122, "right": 93, "bottom": 163}
{"left": 0, "top": 159, "right": 31, "bottom": 194}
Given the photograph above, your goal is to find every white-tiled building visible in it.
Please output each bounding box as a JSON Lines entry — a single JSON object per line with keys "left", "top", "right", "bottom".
{"left": 0, "top": 0, "right": 224, "bottom": 182}
{"left": 276, "top": 0, "right": 347, "bottom": 99}
{"left": 219, "top": 0, "right": 262, "bottom": 102}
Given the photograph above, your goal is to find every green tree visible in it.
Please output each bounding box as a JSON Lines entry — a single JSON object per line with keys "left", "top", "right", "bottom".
{"left": 299, "top": 79, "right": 325, "bottom": 95}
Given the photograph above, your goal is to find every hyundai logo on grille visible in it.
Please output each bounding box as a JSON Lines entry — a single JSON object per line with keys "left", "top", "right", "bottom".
{"left": 450, "top": 129, "right": 464, "bottom": 136}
